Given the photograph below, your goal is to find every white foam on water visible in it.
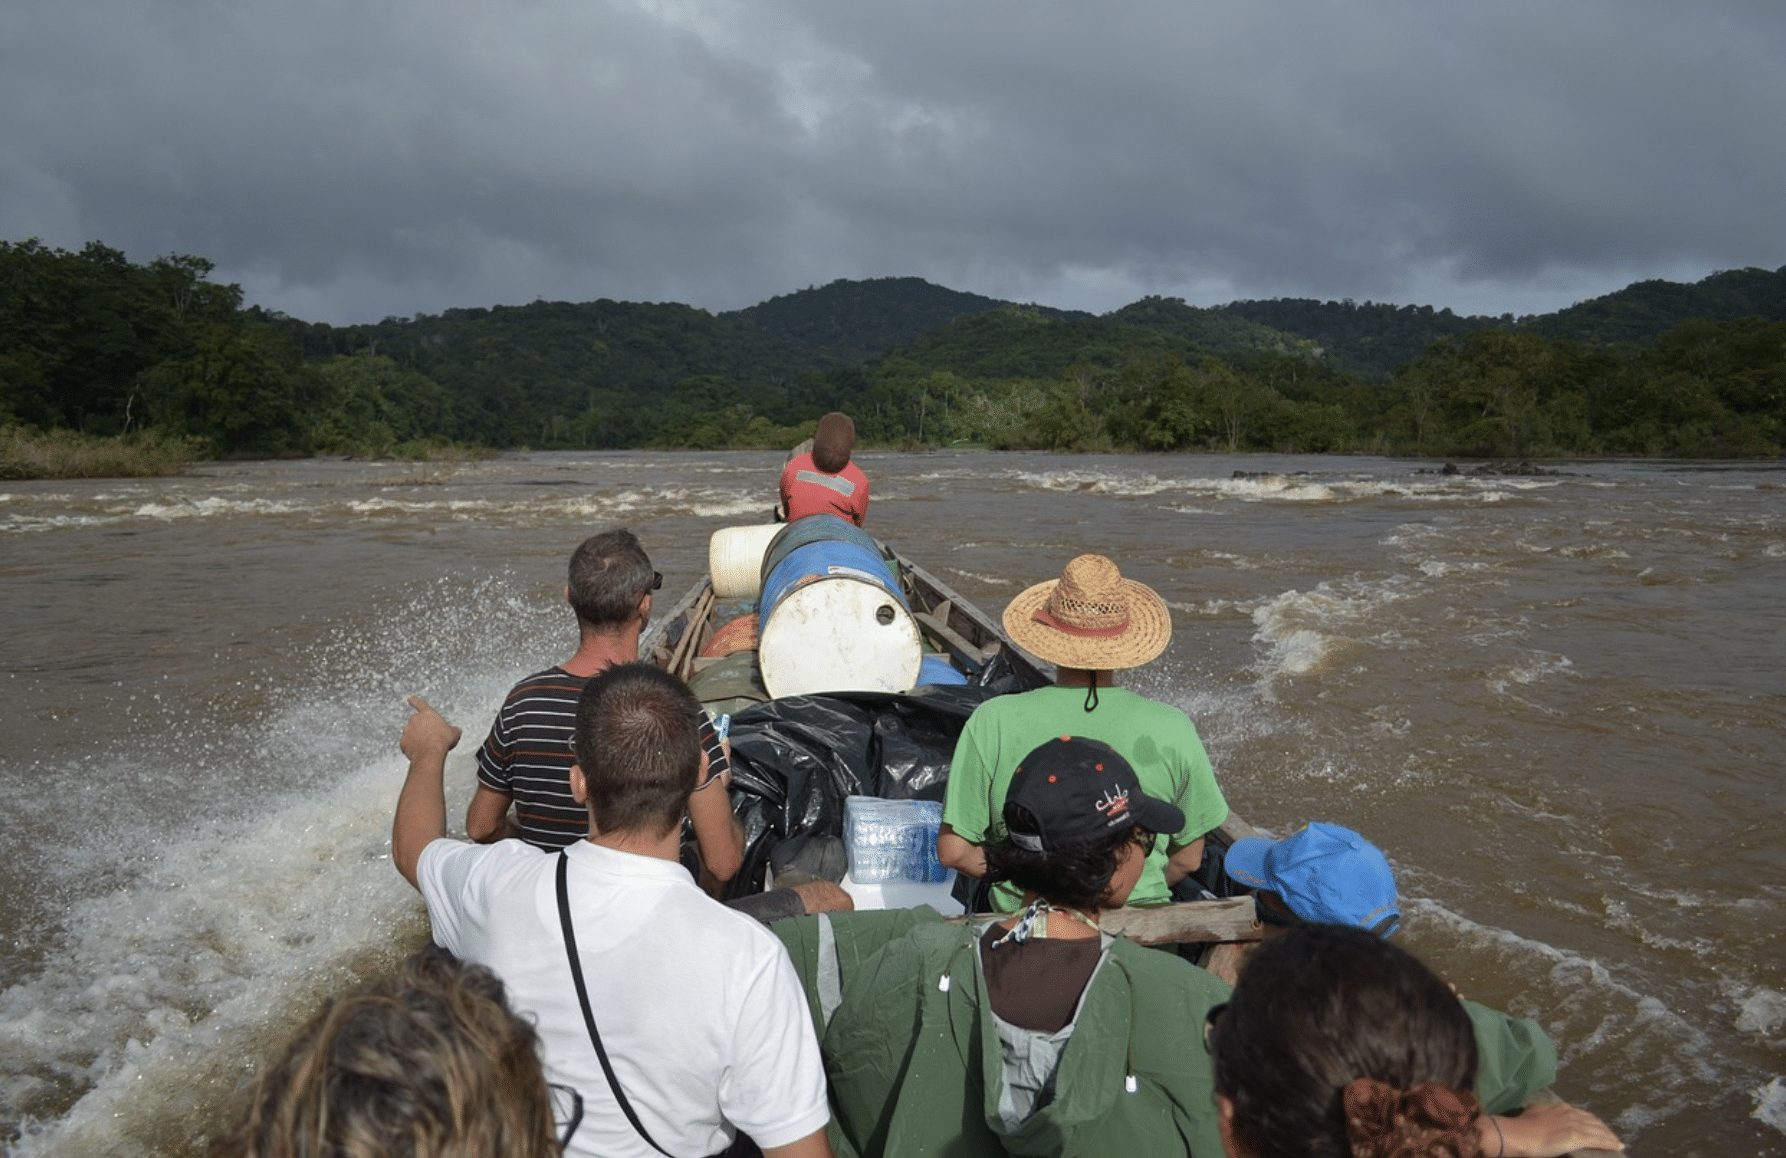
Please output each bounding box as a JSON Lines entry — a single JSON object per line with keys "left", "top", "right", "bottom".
{"left": 1250, "top": 576, "right": 1414, "bottom": 683}
{"left": 1416, "top": 558, "right": 1492, "bottom": 578}
{"left": 1381, "top": 523, "right": 1447, "bottom": 552}
{"left": 1010, "top": 468, "right": 1182, "bottom": 498}
{"left": 1486, "top": 652, "right": 1573, "bottom": 698}
{"left": 2, "top": 482, "right": 768, "bottom": 536}
{"left": 581, "top": 487, "right": 765, "bottom": 519}
{"left": 1754, "top": 1078, "right": 1786, "bottom": 1136}
{"left": 0, "top": 573, "right": 561, "bottom": 1155}
{"left": 133, "top": 497, "right": 305, "bottom": 520}
{"left": 1006, "top": 468, "right": 1523, "bottom": 505}
{"left": 1411, "top": 896, "right": 1733, "bottom": 1137}
{"left": 1735, "top": 987, "right": 1786, "bottom": 1040}
{"left": 1764, "top": 543, "right": 1785, "bottom": 559}
{"left": 1557, "top": 543, "right": 1633, "bottom": 560}
{"left": 1, "top": 753, "right": 454, "bottom": 1156}
{"left": 1260, "top": 627, "right": 1334, "bottom": 677}
{"left": 1166, "top": 596, "right": 1263, "bottom": 617}
{"left": 354, "top": 495, "right": 498, "bottom": 510}
{"left": 1212, "top": 476, "right": 1338, "bottom": 502}
{"left": 944, "top": 568, "right": 1017, "bottom": 588}
{"left": 2, "top": 514, "right": 117, "bottom": 534}
{"left": 1599, "top": 896, "right": 1716, "bottom": 956}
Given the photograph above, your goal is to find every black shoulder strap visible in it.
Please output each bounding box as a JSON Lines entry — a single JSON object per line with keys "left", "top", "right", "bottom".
{"left": 556, "top": 850, "right": 677, "bottom": 1157}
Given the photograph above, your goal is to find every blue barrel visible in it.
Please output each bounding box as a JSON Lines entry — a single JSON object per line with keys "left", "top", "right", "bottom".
{"left": 760, "top": 539, "right": 908, "bottom": 618}
{"left": 757, "top": 536, "right": 922, "bottom": 699}
{"left": 760, "top": 515, "right": 886, "bottom": 589}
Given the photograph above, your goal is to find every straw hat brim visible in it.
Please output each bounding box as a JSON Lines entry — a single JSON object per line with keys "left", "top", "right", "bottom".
{"left": 1002, "top": 577, "right": 1172, "bottom": 671}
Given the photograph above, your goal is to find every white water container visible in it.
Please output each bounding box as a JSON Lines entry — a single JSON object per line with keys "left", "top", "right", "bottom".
{"left": 709, "top": 523, "right": 784, "bottom": 599}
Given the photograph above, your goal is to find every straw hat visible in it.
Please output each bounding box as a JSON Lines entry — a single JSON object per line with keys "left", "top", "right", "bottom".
{"left": 1002, "top": 554, "right": 1172, "bottom": 671}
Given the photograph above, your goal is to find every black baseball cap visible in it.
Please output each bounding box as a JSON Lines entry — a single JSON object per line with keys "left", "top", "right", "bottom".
{"left": 1003, "top": 736, "right": 1184, "bottom": 852}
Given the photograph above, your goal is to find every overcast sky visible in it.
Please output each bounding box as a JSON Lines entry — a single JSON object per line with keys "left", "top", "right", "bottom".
{"left": 3, "top": 1, "right": 1782, "bottom": 325}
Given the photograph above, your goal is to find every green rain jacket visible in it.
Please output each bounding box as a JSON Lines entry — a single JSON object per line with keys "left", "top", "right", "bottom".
{"left": 774, "top": 909, "right": 1230, "bottom": 1158}
{"left": 773, "top": 911, "right": 1562, "bottom": 1155}
{"left": 1463, "top": 999, "right": 1558, "bottom": 1114}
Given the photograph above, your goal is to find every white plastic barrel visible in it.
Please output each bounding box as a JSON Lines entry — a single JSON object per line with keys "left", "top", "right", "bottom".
{"left": 709, "top": 524, "right": 784, "bottom": 599}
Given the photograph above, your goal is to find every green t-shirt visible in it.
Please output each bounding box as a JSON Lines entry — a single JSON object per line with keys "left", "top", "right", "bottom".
{"left": 943, "top": 685, "right": 1229, "bottom": 910}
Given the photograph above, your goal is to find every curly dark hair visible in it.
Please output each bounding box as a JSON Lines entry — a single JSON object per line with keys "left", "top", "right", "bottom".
{"left": 982, "top": 802, "right": 1152, "bottom": 911}
{"left": 1211, "top": 924, "right": 1481, "bottom": 1158}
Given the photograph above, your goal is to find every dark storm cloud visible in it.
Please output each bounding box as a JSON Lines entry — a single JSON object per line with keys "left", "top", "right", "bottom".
{"left": 2, "top": 0, "right": 1782, "bottom": 322}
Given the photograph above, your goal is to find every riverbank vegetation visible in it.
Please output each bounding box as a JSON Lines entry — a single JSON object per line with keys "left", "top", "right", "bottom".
{"left": 0, "top": 426, "right": 201, "bottom": 480}
{"left": 4, "top": 237, "right": 1782, "bottom": 476}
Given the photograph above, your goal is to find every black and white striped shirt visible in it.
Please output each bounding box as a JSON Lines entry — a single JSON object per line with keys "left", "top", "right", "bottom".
{"left": 477, "top": 666, "right": 727, "bottom": 850}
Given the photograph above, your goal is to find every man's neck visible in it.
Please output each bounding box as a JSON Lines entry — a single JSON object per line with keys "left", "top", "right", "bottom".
{"left": 589, "top": 827, "right": 682, "bottom": 862}
{"left": 1054, "top": 668, "right": 1114, "bottom": 689}
{"left": 562, "top": 625, "right": 641, "bottom": 677}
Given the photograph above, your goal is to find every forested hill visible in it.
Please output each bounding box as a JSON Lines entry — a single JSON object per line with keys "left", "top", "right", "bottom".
{"left": 1524, "top": 266, "right": 1786, "bottom": 345}
{"left": 1109, "top": 297, "right": 1321, "bottom": 362}
{"left": 1217, "top": 265, "right": 1786, "bottom": 379}
{"left": 1214, "top": 299, "right": 1496, "bottom": 379}
{"left": 873, "top": 298, "right": 1316, "bottom": 382}
{"left": 726, "top": 276, "right": 1088, "bottom": 366}
{"left": 5, "top": 236, "right": 1783, "bottom": 461}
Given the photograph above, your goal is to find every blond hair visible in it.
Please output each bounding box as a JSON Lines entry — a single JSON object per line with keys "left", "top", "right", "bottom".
{"left": 237, "top": 947, "right": 560, "bottom": 1157}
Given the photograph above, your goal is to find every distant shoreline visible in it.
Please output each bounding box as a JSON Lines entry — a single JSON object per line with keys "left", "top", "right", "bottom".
{"left": 9, "top": 432, "right": 1780, "bottom": 483}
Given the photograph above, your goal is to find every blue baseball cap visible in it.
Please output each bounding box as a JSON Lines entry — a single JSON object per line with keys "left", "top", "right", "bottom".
{"left": 1225, "top": 822, "right": 1401, "bottom": 937}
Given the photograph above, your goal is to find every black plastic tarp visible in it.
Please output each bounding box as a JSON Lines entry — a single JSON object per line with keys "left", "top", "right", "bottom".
{"left": 713, "top": 649, "right": 1044, "bottom": 899}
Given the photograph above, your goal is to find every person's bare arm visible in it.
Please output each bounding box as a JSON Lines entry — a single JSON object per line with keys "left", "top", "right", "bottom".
{"left": 761, "top": 1127, "right": 833, "bottom": 1158}
{"left": 688, "top": 756, "right": 745, "bottom": 883}
{"left": 393, "top": 695, "right": 461, "bottom": 889}
{"left": 790, "top": 880, "right": 853, "bottom": 914}
{"left": 937, "top": 824, "right": 987, "bottom": 878}
{"left": 464, "top": 784, "right": 515, "bottom": 843}
{"left": 1163, "top": 836, "right": 1206, "bottom": 885}
{"left": 1479, "top": 1102, "right": 1624, "bottom": 1156}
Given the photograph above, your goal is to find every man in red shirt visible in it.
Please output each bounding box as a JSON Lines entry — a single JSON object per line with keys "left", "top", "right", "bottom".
{"left": 779, "top": 411, "right": 869, "bottom": 526}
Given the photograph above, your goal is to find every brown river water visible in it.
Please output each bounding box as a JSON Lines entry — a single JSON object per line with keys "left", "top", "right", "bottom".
{"left": 0, "top": 451, "right": 1782, "bottom": 1155}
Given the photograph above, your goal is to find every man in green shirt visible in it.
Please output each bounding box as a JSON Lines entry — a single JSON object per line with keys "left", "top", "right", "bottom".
{"left": 938, "top": 554, "right": 1228, "bottom": 910}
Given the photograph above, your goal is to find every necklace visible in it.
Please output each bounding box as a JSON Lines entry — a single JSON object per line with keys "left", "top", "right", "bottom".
{"left": 993, "top": 900, "right": 1101, "bottom": 947}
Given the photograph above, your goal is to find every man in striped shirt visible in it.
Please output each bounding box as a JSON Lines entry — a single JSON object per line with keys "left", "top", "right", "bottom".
{"left": 467, "top": 529, "right": 744, "bottom": 886}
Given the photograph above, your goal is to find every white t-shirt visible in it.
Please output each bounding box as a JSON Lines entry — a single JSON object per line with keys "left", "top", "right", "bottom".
{"left": 417, "top": 837, "right": 830, "bottom": 1158}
